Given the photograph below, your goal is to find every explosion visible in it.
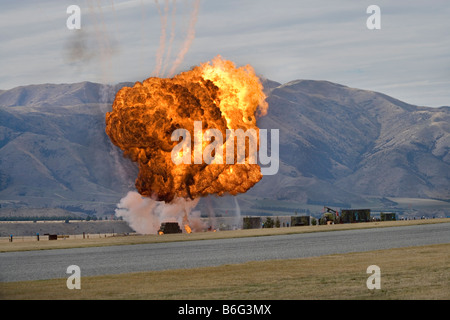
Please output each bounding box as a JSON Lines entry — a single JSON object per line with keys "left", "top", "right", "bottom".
{"left": 106, "top": 56, "right": 268, "bottom": 206}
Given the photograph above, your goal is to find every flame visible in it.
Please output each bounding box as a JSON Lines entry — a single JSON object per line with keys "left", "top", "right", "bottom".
{"left": 182, "top": 211, "right": 192, "bottom": 234}
{"left": 200, "top": 56, "right": 268, "bottom": 125}
{"left": 105, "top": 55, "right": 268, "bottom": 203}
{"left": 158, "top": 231, "right": 164, "bottom": 235}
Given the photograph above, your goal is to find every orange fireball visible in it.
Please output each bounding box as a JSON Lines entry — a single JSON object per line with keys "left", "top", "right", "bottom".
{"left": 105, "top": 56, "right": 268, "bottom": 203}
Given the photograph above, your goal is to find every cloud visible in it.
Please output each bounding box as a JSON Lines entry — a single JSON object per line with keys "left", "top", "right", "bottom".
{"left": 0, "top": 0, "right": 448, "bottom": 107}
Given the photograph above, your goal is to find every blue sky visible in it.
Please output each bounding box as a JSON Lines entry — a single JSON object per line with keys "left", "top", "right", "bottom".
{"left": 1, "top": 0, "right": 449, "bottom": 107}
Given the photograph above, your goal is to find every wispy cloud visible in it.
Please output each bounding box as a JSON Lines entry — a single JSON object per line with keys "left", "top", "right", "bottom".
{"left": 1, "top": 0, "right": 449, "bottom": 107}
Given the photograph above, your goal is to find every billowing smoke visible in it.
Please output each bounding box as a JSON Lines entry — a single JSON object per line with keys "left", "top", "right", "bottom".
{"left": 115, "top": 191, "right": 201, "bottom": 234}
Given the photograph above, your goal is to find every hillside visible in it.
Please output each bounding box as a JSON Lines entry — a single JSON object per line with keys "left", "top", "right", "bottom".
{"left": 0, "top": 80, "right": 449, "bottom": 218}
{"left": 0, "top": 82, "right": 138, "bottom": 216}
{"left": 251, "top": 79, "right": 450, "bottom": 202}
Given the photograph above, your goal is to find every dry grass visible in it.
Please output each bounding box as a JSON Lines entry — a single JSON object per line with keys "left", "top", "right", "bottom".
{"left": 1, "top": 218, "right": 448, "bottom": 253}
{"left": 1, "top": 243, "right": 449, "bottom": 300}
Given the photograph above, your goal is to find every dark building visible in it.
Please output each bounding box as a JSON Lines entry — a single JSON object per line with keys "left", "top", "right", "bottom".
{"left": 380, "top": 212, "right": 397, "bottom": 221}
{"left": 340, "top": 209, "right": 371, "bottom": 223}
{"left": 291, "top": 216, "right": 310, "bottom": 226}
{"left": 158, "top": 222, "right": 182, "bottom": 234}
{"left": 243, "top": 217, "right": 262, "bottom": 229}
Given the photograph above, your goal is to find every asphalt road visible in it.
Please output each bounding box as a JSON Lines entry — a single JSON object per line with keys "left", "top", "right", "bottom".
{"left": 1, "top": 223, "right": 449, "bottom": 282}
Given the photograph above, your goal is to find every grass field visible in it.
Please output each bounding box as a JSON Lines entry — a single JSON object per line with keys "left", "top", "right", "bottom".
{"left": 1, "top": 218, "right": 449, "bottom": 253}
{"left": 1, "top": 243, "right": 448, "bottom": 300}
{"left": 1, "top": 219, "right": 448, "bottom": 300}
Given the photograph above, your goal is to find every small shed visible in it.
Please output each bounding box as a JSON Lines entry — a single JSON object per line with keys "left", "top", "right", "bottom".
{"left": 340, "top": 209, "right": 371, "bottom": 223}
{"left": 243, "top": 217, "right": 262, "bottom": 229}
{"left": 44, "top": 233, "right": 58, "bottom": 240}
{"left": 291, "top": 216, "right": 310, "bottom": 226}
{"left": 157, "top": 222, "right": 182, "bottom": 234}
{"left": 380, "top": 212, "right": 396, "bottom": 221}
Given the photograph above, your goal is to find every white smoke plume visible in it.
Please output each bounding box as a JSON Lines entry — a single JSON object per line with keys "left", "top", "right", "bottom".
{"left": 115, "top": 191, "right": 202, "bottom": 234}
{"left": 233, "top": 197, "right": 242, "bottom": 229}
{"left": 168, "top": 0, "right": 200, "bottom": 76}
{"left": 161, "top": 0, "right": 177, "bottom": 76}
{"left": 152, "top": 0, "right": 200, "bottom": 77}
{"left": 152, "top": 0, "right": 170, "bottom": 77}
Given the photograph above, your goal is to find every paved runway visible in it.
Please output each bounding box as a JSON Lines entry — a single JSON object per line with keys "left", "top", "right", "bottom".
{"left": 1, "top": 223, "right": 449, "bottom": 282}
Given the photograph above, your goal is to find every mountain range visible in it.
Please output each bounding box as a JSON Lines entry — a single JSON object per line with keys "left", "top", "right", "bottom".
{"left": 1, "top": 79, "right": 449, "bottom": 218}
